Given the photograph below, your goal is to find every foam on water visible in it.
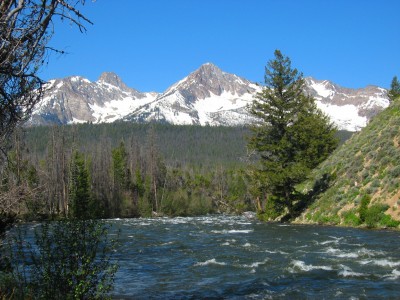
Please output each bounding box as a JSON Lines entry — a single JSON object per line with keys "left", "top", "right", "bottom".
{"left": 319, "top": 236, "right": 344, "bottom": 246}
{"left": 357, "top": 248, "right": 385, "bottom": 256}
{"left": 105, "top": 215, "right": 400, "bottom": 298}
{"left": 211, "top": 229, "right": 253, "bottom": 234}
{"left": 195, "top": 258, "right": 227, "bottom": 267}
{"left": 360, "top": 259, "right": 400, "bottom": 268}
{"left": 384, "top": 269, "right": 400, "bottom": 280}
{"left": 242, "top": 258, "right": 269, "bottom": 269}
{"left": 325, "top": 247, "right": 359, "bottom": 258}
{"left": 161, "top": 241, "right": 174, "bottom": 246}
{"left": 338, "top": 265, "right": 367, "bottom": 278}
{"left": 265, "top": 249, "right": 288, "bottom": 255}
{"left": 289, "top": 260, "right": 333, "bottom": 272}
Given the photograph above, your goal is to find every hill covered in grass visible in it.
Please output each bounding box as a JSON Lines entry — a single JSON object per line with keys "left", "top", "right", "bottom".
{"left": 296, "top": 98, "right": 400, "bottom": 228}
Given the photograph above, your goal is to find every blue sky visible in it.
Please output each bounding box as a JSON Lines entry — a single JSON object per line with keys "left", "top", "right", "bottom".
{"left": 40, "top": 0, "right": 400, "bottom": 92}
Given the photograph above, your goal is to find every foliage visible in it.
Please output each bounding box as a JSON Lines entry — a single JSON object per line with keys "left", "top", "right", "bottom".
{"left": 342, "top": 210, "right": 361, "bottom": 227}
{"left": 248, "top": 50, "right": 338, "bottom": 218}
{"left": 300, "top": 92, "right": 400, "bottom": 227}
{"left": 112, "top": 141, "right": 130, "bottom": 190}
{"left": 23, "top": 123, "right": 253, "bottom": 169}
{"left": 358, "top": 194, "right": 371, "bottom": 223}
{"left": 0, "top": 0, "right": 91, "bottom": 153}
{"left": 357, "top": 197, "right": 399, "bottom": 228}
{"left": 69, "top": 150, "right": 96, "bottom": 219}
{"left": 1, "top": 6, "right": 92, "bottom": 296}
{"left": 257, "top": 196, "right": 285, "bottom": 221}
{"left": 0, "top": 123, "right": 353, "bottom": 220}
{"left": 1, "top": 147, "right": 118, "bottom": 299}
{"left": 387, "top": 76, "right": 400, "bottom": 102}
{"left": 363, "top": 204, "right": 389, "bottom": 228}
{"left": 110, "top": 141, "right": 130, "bottom": 217}
{"left": 2, "top": 220, "right": 118, "bottom": 299}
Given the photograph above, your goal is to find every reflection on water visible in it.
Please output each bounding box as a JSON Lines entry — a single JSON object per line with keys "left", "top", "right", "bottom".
{"left": 108, "top": 215, "right": 400, "bottom": 299}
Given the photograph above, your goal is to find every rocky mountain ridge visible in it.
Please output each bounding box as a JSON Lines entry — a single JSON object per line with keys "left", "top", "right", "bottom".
{"left": 30, "top": 63, "right": 390, "bottom": 131}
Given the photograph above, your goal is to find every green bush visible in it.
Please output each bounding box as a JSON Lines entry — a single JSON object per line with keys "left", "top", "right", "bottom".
{"left": 359, "top": 194, "right": 371, "bottom": 223}
{"left": 390, "top": 165, "right": 400, "bottom": 178}
{"left": 257, "top": 196, "right": 285, "bottom": 221}
{"left": 188, "top": 196, "right": 213, "bottom": 216}
{"left": 364, "top": 204, "right": 389, "bottom": 228}
{"left": 342, "top": 210, "right": 361, "bottom": 226}
{"left": 162, "top": 189, "right": 189, "bottom": 217}
{"left": 2, "top": 220, "right": 118, "bottom": 299}
{"left": 316, "top": 213, "right": 340, "bottom": 225}
{"left": 379, "top": 214, "right": 400, "bottom": 228}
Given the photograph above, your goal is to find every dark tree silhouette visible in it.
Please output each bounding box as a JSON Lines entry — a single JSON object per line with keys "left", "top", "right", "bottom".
{"left": 0, "top": 0, "right": 91, "bottom": 154}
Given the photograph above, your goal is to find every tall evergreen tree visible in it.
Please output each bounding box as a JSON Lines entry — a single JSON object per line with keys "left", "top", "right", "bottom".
{"left": 69, "top": 151, "right": 92, "bottom": 219}
{"left": 388, "top": 76, "right": 400, "bottom": 102}
{"left": 112, "top": 141, "right": 130, "bottom": 190}
{"left": 111, "top": 141, "right": 130, "bottom": 216}
{"left": 249, "top": 50, "right": 338, "bottom": 218}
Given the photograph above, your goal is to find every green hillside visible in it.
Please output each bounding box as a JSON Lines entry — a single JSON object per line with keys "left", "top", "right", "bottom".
{"left": 296, "top": 98, "right": 400, "bottom": 228}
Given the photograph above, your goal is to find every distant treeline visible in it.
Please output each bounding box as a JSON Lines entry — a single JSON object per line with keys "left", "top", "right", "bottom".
{"left": 0, "top": 123, "right": 353, "bottom": 219}
{"left": 23, "top": 122, "right": 353, "bottom": 169}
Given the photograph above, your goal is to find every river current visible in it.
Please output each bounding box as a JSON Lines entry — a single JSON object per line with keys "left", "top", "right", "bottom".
{"left": 109, "top": 215, "right": 400, "bottom": 299}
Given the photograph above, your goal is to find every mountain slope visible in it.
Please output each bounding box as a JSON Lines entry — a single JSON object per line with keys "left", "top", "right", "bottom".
{"left": 30, "top": 72, "right": 157, "bottom": 125}
{"left": 296, "top": 97, "right": 400, "bottom": 227}
{"left": 123, "top": 63, "right": 260, "bottom": 125}
{"left": 305, "top": 78, "right": 388, "bottom": 131}
{"left": 29, "top": 64, "right": 390, "bottom": 130}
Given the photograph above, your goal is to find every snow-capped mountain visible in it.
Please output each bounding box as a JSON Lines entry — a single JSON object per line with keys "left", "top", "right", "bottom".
{"left": 124, "top": 63, "right": 260, "bottom": 126}
{"left": 30, "top": 72, "right": 157, "bottom": 125}
{"left": 304, "top": 78, "right": 389, "bottom": 131}
{"left": 30, "top": 63, "right": 390, "bottom": 131}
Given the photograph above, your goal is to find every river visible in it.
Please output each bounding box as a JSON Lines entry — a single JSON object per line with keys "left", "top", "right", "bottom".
{"left": 109, "top": 215, "right": 400, "bottom": 299}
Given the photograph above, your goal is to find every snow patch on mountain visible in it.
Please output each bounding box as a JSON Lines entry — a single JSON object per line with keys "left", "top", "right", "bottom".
{"left": 317, "top": 102, "right": 367, "bottom": 131}
{"left": 90, "top": 93, "right": 157, "bottom": 123}
{"left": 30, "top": 64, "right": 389, "bottom": 131}
{"left": 309, "top": 80, "right": 335, "bottom": 98}
{"left": 193, "top": 90, "right": 256, "bottom": 125}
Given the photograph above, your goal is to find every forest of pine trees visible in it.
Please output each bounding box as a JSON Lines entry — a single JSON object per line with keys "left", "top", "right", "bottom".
{"left": 0, "top": 122, "right": 352, "bottom": 220}
{"left": 0, "top": 123, "right": 258, "bottom": 219}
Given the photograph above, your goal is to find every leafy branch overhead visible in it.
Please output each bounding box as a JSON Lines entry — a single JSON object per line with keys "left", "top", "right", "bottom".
{"left": 0, "top": 0, "right": 92, "bottom": 153}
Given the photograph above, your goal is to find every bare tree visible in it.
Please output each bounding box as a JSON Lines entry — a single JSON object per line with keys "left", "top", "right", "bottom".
{"left": 0, "top": 0, "right": 92, "bottom": 155}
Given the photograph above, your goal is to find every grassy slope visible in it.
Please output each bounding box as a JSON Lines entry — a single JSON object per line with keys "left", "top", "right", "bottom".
{"left": 296, "top": 97, "right": 400, "bottom": 226}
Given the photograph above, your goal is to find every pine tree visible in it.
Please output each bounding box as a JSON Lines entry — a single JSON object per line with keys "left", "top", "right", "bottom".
{"left": 249, "top": 50, "right": 338, "bottom": 218}
{"left": 69, "top": 151, "right": 92, "bottom": 219}
{"left": 112, "top": 141, "right": 130, "bottom": 190}
{"left": 388, "top": 76, "right": 400, "bottom": 102}
{"left": 111, "top": 141, "right": 131, "bottom": 216}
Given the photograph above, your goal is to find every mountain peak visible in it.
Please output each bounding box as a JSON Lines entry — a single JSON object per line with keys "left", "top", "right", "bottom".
{"left": 200, "top": 62, "right": 219, "bottom": 69}
{"left": 98, "top": 72, "right": 125, "bottom": 87}
{"left": 31, "top": 68, "right": 389, "bottom": 131}
{"left": 160, "top": 62, "right": 257, "bottom": 105}
{"left": 195, "top": 63, "right": 223, "bottom": 77}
